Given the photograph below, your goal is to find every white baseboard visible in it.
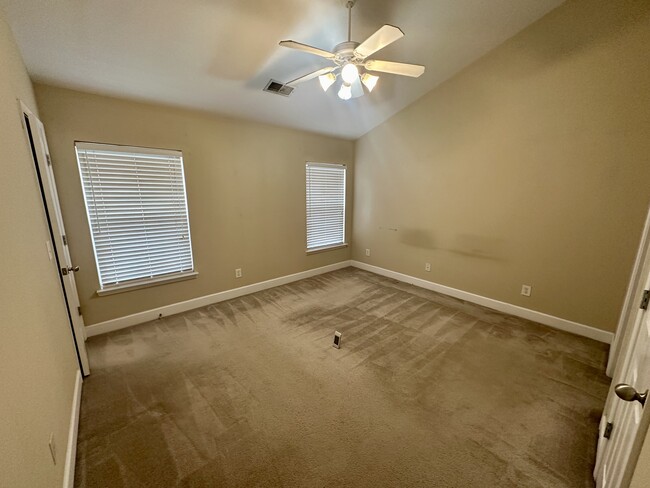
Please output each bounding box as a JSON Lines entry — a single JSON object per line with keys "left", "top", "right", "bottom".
{"left": 351, "top": 260, "right": 614, "bottom": 344}
{"left": 63, "top": 369, "right": 82, "bottom": 488}
{"left": 86, "top": 258, "right": 613, "bottom": 344}
{"left": 86, "top": 261, "right": 352, "bottom": 337}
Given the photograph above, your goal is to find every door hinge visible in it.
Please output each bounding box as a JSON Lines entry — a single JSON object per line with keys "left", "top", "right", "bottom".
{"left": 62, "top": 234, "right": 67, "bottom": 246}
{"left": 77, "top": 306, "right": 82, "bottom": 316}
{"left": 604, "top": 422, "right": 614, "bottom": 439}
{"left": 641, "top": 290, "right": 650, "bottom": 310}
{"left": 46, "top": 154, "right": 52, "bottom": 166}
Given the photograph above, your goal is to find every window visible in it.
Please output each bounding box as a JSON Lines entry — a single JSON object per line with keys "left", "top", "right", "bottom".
{"left": 306, "top": 162, "right": 346, "bottom": 252}
{"left": 75, "top": 142, "right": 195, "bottom": 294}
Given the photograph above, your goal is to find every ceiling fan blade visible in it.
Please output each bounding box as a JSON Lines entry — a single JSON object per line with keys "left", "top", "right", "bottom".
{"left": 354, "top": 25, "right": 404, "bottom": 59}
{"left": 279, "top": 40, "right": 336, "bottom": 59}
{"left": 287, "top": 66, "right": 336, "bottom": 86}
{"left": 364, "top": 59, "right": 425, "bottom": 78}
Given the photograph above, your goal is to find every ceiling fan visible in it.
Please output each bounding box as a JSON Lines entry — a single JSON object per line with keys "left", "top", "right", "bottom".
{"left": 279, "top": 0, "right": 425, "bottom": 100}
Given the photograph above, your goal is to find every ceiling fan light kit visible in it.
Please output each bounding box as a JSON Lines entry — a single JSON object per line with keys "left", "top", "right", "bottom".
{"left": 341, "top": 62, "right": 360, "bottom": 84}
{"left": 361, "top": 73, "right": 379, "bottom": 92}
{"left": 319, "top": 72, "right": 337, "bottom": 92}
{"left": 338, "top": 82, "right": 353, "bottom": 100}
{"left": 279, "top": 0, "right": 425, "bottom": 101}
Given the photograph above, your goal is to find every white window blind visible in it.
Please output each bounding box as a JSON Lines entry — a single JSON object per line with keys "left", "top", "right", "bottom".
{"left": 75, "top": 142, "right": 194, "bottom": 290}
{"left": 306, "top": 162, "right": 346, "bottom": 251}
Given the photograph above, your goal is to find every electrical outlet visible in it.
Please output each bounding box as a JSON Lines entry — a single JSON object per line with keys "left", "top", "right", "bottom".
{"left": 48, "top": 433, "right": 57, "bottom": 465}
{"left": 521, "top": 285, "right": 532, "bottom": 297}
{"left": 365, "top": 248, "right": 371, "bottom": 257}
{"left": 235, "top": 268, "right": 242, "bottom": 278}
{"left": 425, "top": 263, "right": 431, "bottom": 272}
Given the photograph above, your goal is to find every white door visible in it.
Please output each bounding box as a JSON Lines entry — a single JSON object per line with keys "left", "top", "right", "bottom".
{"left": 21, "top": 102, "right": 90, "bottom": 376}
{"left": 595, "top": 225, "right": 650, "bottom": 487}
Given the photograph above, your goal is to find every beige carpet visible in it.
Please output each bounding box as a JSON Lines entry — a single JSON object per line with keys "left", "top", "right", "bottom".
{"left": 75, "top": 267, "right": 610, "bottom": 487}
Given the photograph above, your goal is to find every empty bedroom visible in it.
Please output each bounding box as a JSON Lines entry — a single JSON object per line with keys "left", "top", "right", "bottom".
{"left": 1, "top": 0, "right": 650, "bottom": 487}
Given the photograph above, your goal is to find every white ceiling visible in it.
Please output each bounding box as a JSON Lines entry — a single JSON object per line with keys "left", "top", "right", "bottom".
{"left": 1, "top": 0, "right": 564, "bottom": 139}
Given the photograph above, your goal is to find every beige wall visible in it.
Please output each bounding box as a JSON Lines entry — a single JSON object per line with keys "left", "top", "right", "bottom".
{"left": 0, "top": 14, "right": 80, "bottom": 488}
{"left": 352, "top": 0, "right": 650, "bottom": 333}
{"left": 4, "top": 0, "right": 650, "bottom": 485}
{"left": 33, "top": 84, "right": 355, "bottom": 326}
{"left": 631, "top": 432, "right": 650, "bottom": 487}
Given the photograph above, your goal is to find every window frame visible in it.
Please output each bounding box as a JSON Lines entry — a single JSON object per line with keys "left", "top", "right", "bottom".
{"left": 75, "top": 141, "right": 197, "bottom": 295}
{"left": 305, "top": 161, "right": 348, "bottom": 254}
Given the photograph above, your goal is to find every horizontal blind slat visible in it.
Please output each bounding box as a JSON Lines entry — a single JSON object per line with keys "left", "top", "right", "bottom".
{"left": 305, "top": 162, "right": 346, "bottom": 250}
{"left": 76, "top": 142, "right": 194, "bottom": 289}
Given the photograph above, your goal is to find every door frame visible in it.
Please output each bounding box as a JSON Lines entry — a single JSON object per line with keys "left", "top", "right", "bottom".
{"left": 607, "top": 207, "right": 650, "bottom": 378}
{"left": 596, "top": 205, "right": 650, "bottom": 487}
{"left": 19, "top": 100, "right": 90, "bottom": 376}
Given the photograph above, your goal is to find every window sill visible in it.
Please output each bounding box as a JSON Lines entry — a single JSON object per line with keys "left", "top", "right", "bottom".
{"left": 306, "top": 243, "right": 348, "bottom": 255}
{"left": 96, "top": 271, "right": 198, "bottom": 296}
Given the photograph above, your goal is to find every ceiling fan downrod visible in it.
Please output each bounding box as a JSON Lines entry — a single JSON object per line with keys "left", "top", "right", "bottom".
{"left": 347, "top": 1, "right": 354, "bottom": 42}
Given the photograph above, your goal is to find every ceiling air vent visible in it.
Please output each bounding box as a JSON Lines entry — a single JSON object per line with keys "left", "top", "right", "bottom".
{"left": 263, "top": 79, "right": 294, "bottom": 97}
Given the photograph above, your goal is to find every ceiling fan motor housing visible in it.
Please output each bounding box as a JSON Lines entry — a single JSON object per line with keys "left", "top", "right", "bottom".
{"left": 334, "top": 41, "right": 362, "bottom": 67}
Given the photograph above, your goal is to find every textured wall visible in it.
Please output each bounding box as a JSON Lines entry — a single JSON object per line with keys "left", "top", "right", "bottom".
{"left": 34, "top": 84, "right": 355, "bottom": 325}
{"left": 352, "top": 0, "right": 650, "bottom": 332}
{"left": 0, "top": 14, "right": 79, "bottom": 488}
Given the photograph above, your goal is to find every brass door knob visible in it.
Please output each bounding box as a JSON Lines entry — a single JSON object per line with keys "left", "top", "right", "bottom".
{"left": 615, "top": 384, "right": 648, "bottom": 406}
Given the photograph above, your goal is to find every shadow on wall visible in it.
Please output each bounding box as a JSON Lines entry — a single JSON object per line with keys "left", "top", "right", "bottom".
{"left": 206, "top": 0, "right": 311, "bottom": 81}
{"left": 447, "top": 233, "right": 505, "bottom": 261}
{"left": 502, "top": 0, "right": 650, "bottom": 79}
{"left": 399, "top": 228, "right": 505, "bottom": 261}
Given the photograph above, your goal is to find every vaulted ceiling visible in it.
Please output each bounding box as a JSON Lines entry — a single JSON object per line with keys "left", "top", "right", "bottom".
{"left": 1, "top": 0, "right": 564, "bottom": 139}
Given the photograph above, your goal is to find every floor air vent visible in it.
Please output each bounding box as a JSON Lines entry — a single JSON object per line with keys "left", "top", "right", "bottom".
{"left": 264, "top": 80, "right": 294, "bottom": 97}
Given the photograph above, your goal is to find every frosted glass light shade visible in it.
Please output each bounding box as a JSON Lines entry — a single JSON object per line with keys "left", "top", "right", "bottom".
{"left": 341, "top": 63, "right": 359, "bottom": 84}
{"left": 318, "top": 73, "right": 336, "bottom": 92}
{"left": 361, "top": 73, "right": 379, "bottom": 92}
{"left": 338, "top": 82, "right": 352, "bottom": 100}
